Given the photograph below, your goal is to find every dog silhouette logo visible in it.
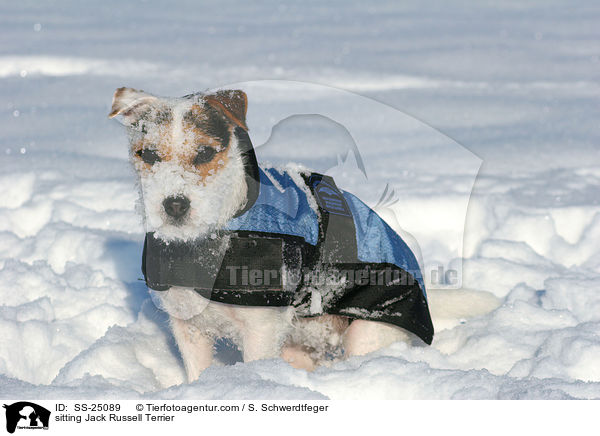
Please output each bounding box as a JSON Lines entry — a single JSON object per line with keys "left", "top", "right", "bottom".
{"left": 3, "top": 402, "right": 50, "bottom": 434}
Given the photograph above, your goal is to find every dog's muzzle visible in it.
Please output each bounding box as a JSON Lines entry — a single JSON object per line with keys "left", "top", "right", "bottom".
{"left": 163, "top": 196, "right": 190, "bottom": 219}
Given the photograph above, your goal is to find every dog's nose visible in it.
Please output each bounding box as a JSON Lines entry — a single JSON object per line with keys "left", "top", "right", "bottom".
{"left": 163, "top": 196, "right": 190, "bottom": 219}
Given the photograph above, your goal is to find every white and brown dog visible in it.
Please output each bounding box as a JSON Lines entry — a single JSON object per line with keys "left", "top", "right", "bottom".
{"left": 109, "top": 87, "right": 433, "bottom": 382}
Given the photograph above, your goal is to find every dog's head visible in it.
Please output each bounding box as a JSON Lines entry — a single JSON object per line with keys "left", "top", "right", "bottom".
{"left": 110, "top": 88, "right": 256, "bottom": 241}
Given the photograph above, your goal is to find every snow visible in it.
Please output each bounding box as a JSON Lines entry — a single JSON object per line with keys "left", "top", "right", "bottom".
{"left": 1, "top": 0, "right": 600, "bottom": 399}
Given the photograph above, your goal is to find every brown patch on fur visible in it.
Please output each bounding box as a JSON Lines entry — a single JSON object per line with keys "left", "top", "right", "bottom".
{"left": 181, "top": 136, "right": 230, "bottom": 183}
{"left": 205, "top": 90, "right": 248, "bottom": 131}
{"left": 194, "top": 154, "right": 230, "bottom": 182}
{"left": 130, "top": 110, "right": 176, "bottom": 169}
{"left": 180, "top": 104, "right": 233, "bottom": 183}
{"left": 132, "top": 138, "right": 172, "bottom": 170}
{"left": 184, "top": 104, "right": 231, "bottom": 149}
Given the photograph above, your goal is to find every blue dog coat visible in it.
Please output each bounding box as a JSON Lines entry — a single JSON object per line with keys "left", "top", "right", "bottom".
{"left": 142, "top": 131, "right": 434, "bottom": 344}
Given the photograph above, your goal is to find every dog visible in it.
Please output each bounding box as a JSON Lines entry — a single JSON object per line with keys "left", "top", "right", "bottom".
{"left": 109, "top": 87, "right": 436, "bottom": 381}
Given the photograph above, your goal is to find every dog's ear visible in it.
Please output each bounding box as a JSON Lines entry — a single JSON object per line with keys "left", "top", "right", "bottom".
{"left": 108, "top": 87, "right": 157, "bottom": 123}
{"left": 205, "top": 90, "right": 248, "bottom": 131}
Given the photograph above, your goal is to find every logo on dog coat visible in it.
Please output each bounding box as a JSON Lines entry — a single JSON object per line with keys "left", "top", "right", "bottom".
{"left": 311, "top": 177, "right": 352, "bottom": 217}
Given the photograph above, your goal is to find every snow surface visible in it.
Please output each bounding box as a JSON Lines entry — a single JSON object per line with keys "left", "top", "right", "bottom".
{"left": 1, "top": 0, "right": 600, "bottom": 399}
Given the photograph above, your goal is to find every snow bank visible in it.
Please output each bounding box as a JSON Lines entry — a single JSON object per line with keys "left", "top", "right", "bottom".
{"left": 1, "top": 137, "right": 599, "bottom": 400}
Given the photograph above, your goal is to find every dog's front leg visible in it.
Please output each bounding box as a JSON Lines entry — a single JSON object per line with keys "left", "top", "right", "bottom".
{"left": 170, "top": 316, "right": 214, "bottom": 382}
{"left": 239, "top": 307, "right": 292, "bottom": 362}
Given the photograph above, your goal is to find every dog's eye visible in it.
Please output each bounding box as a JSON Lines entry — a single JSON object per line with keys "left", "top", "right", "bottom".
{"left": 194, "top": 146, "right": 217, "bottom": 165}
{"left": 136, "top": 149, "right": 161, "bottom": 165}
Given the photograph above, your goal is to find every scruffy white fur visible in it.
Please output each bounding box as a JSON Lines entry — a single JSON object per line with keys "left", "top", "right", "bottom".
{"left": 140, "top": 144, "right": 248, "bottom": 241}
{"left": 135, "top": 99, "right": 249, "bottom": 241}
{"left": 111, "top": 88, "right": 433, "bottom": 381}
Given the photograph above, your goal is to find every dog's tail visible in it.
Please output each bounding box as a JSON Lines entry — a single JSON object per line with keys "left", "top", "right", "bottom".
{"left": 427, "top": 288, "right": 501, "bottom": 331}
